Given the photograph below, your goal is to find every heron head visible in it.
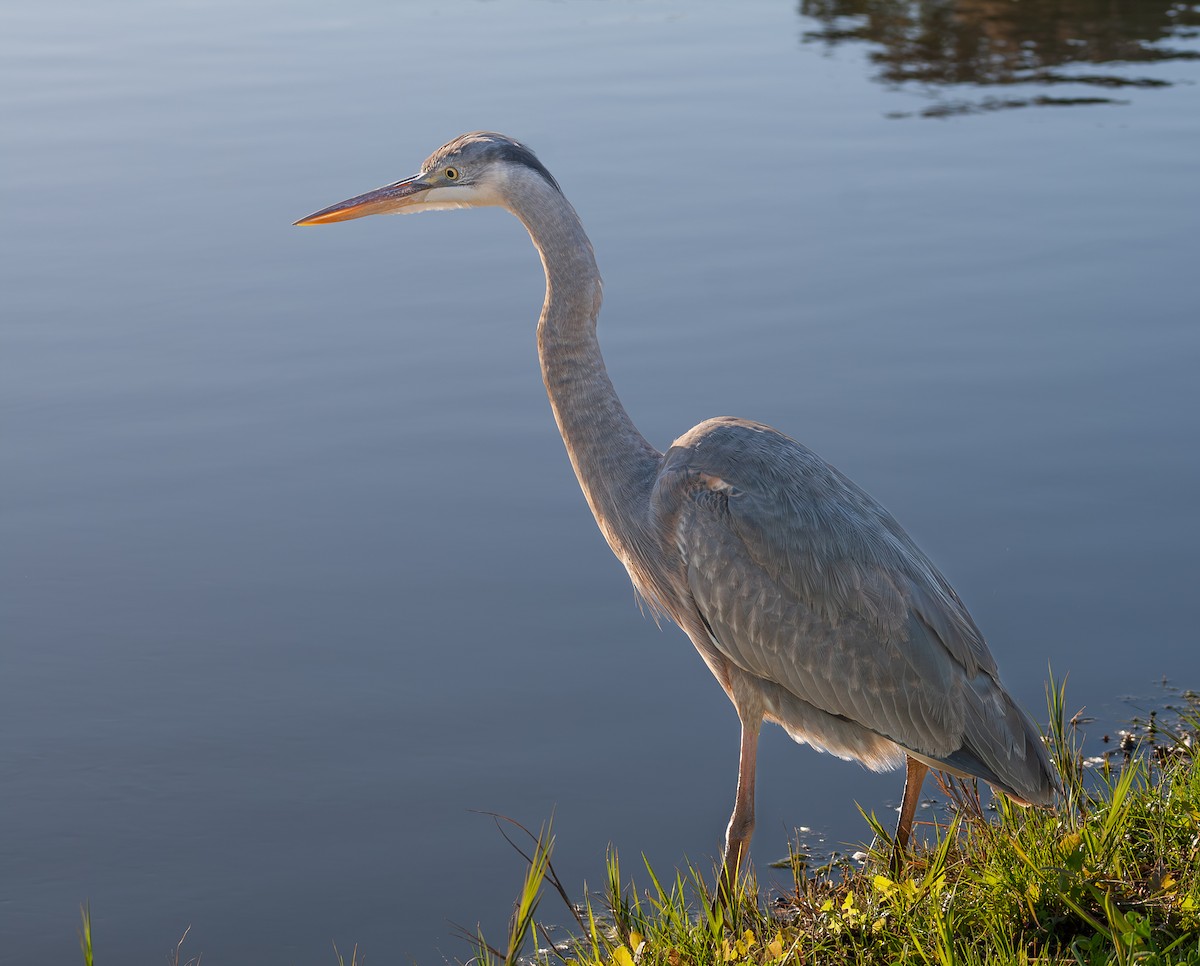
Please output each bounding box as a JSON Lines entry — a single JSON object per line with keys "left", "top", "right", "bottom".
{"left": 294, "top": 131, "right": 559, "bottom": 226}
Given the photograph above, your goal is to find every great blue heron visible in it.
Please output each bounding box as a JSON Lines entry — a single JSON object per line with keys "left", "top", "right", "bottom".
{"left": 296, "top": 131, "right": 1058, "bottom": 884}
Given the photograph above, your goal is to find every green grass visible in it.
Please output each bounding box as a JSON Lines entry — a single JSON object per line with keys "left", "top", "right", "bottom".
{"left": 79, "top": 902, "right": 93, "bottom": 966}
{"left": 473, "top": 678, "right": 1200, "bottom": 966}
{"left": 73, "top": 680, "right": 1200, "bottom": 964}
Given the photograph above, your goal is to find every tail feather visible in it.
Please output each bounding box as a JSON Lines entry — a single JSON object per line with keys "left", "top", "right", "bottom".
{"left": 935, "top": 676, "right": 1059, "bottom": 806}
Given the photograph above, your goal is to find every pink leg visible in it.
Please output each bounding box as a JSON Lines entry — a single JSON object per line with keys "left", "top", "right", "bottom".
{"left": 721, "top": 717, "right": 761, "bottom": 893}
{"left": 890, "top": 756, "right": 929, "bottom": 873}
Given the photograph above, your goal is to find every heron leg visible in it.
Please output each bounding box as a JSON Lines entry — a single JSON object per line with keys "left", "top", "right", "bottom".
{"left": 720, "top": 716, "right": 761, "bottom": 896}
{"left": 890, "top": 756, "right": 929, "bottom": 873}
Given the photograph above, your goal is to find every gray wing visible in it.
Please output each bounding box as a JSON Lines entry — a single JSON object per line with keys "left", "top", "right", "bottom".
{"left": 650, "top": 417, "right": 1055, "bottom": 805}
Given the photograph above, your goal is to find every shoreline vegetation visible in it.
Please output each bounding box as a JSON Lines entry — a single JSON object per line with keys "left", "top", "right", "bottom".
{"left": 470, "top": 677, "right": 1200, "bottom": 966}
{"left": 78, "top": 678, "right": 1200, "bottom": 965}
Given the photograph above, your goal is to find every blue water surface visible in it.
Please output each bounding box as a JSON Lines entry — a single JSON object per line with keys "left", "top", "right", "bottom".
{"left": 3, "top": 1, "right": 1198, "bottom": 962}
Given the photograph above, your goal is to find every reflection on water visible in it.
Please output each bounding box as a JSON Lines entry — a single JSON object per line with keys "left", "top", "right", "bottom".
{"left": 800, "top": 0, "right": 1200, "bottom": 115}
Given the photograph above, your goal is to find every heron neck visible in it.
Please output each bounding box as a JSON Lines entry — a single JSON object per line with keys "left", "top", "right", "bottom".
{"left": 510, "top": 180, "right": 662, "bottom": 560}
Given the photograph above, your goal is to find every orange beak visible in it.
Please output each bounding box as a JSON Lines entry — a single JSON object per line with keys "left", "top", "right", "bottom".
{"left": 294, "top": 174, "right": 429, "bottom": 226}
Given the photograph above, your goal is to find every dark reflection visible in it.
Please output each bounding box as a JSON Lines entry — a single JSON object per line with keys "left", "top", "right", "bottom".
{"left": 799, "top": 0, "right": 1200, "bottom": 116}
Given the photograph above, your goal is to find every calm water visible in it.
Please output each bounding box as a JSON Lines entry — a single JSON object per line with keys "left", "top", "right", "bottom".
{"left": 4, "top": 0, "right": 1199, "bottom": 961}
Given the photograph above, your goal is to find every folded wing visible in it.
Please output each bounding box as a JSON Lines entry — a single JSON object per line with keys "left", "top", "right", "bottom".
{"left": 651, "top": 417, "right": 1056, "bottom": 805}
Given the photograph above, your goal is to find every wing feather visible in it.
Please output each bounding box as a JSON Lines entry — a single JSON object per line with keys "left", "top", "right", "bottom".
{"left": 652, "top": 417, "right": 1055, "bottom": 802}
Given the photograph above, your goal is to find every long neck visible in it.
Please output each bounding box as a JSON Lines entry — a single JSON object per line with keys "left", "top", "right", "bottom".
{"left": 505, "top": 170, "right": 662, "bottom": 561}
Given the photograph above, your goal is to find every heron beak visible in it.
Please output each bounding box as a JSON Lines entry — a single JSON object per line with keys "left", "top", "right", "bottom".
{"left": 294, "top": 174, "right": 430, "bottom": 226}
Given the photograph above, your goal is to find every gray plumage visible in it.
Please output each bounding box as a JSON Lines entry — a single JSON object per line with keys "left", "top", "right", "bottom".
{"left": 296, "top": 132, "right": 1059, "bottom": 881}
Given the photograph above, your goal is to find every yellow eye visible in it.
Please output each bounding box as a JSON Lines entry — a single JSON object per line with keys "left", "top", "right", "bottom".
{"left": 444, "top": 167, "right": 459, "bottom": 181}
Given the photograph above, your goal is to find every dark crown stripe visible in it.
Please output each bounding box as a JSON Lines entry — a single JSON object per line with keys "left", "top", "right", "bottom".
{"left": 426, "top": 131, "right": 562, "bottom": 194}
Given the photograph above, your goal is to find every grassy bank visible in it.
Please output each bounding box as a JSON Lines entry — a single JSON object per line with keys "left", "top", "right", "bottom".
{"left": 473, "top": 681, "right": 1200, "bottom": 966}
{"left": 74, "top": 682, "right": 1199, "bottom": 964}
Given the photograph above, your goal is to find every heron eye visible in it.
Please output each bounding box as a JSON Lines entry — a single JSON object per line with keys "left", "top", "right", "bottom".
{"left": 445, "top": 167, "right": 459, "bottom": 181}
